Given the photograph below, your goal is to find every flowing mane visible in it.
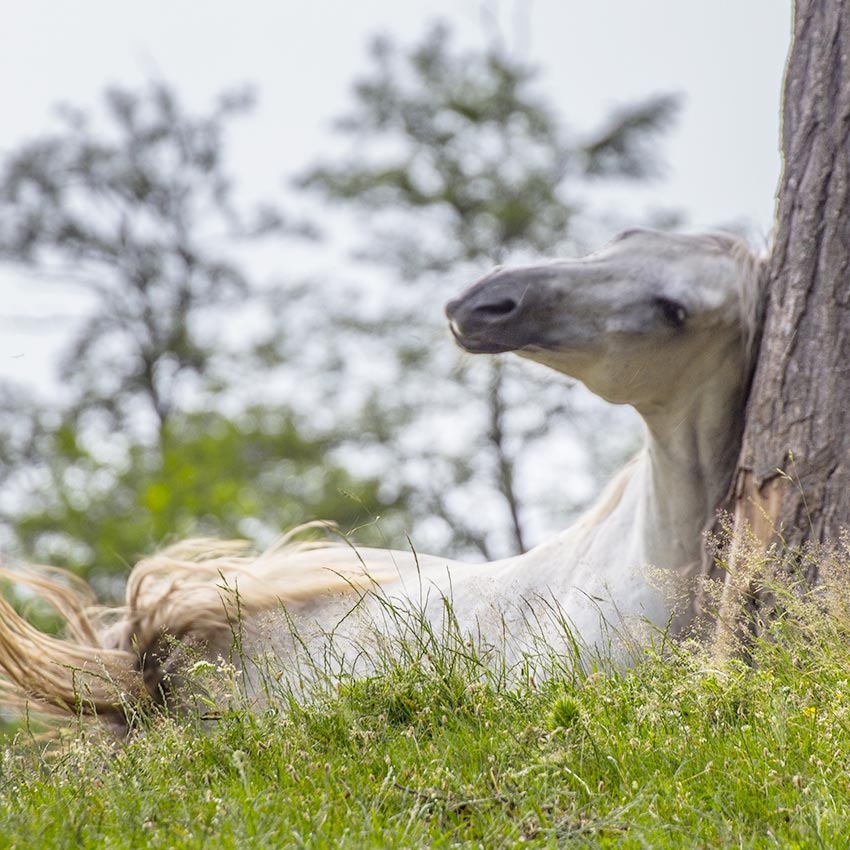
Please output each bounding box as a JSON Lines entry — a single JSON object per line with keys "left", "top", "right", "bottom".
{"left": 0, "top": 229, "right": 768, "bottom": 731}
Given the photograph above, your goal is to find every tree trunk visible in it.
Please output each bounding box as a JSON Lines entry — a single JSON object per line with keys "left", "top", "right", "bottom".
{"left": 717, "top": 1, "right": 850, "bottom": 642}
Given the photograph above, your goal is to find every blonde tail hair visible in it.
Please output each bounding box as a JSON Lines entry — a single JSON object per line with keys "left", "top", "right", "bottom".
{"left": 0, "top": 524, "right": 385, "bottom": 730}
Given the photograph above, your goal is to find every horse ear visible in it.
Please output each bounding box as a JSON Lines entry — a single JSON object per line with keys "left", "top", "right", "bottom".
{"left": 613, "top": 227, "right": 651, "bottom": 242}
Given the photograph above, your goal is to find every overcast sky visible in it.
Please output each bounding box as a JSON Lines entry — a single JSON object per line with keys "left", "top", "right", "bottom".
{"left": 0, "top": 1, "right": 792, "bottom": 389}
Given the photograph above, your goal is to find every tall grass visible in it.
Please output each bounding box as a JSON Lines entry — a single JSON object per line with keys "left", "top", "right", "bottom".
{"left": 4, "top": 544, "right": 850, "bottom": 849}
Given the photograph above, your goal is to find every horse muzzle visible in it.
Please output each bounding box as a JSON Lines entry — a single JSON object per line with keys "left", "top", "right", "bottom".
{"left": 445, "top": 268, "right": 548, "bottom": 354}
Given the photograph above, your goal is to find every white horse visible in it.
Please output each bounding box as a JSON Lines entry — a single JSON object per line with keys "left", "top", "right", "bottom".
{"left": 0, "top": 229, "right": 765, "bottom": 727}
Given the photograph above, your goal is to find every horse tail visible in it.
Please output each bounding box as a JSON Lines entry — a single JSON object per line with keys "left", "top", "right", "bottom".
{"left": 0, "top": 524, "right": 382, "bottom": 731}
{"left": 0, "top": 562, "right": 145, "bottom": 729}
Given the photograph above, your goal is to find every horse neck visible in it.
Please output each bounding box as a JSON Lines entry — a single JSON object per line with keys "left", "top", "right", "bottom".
{"left": 631, "top": 340, "right": 746, "bottom": 569}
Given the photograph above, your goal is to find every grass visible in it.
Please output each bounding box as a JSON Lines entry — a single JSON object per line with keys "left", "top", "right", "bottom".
{"left": 3, "top": 565, "right": 850, "bottom": 848}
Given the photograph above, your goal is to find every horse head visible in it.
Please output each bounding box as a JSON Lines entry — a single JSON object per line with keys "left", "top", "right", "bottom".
{"left": 446, "top": 229, "right": 765, "bottom": 413}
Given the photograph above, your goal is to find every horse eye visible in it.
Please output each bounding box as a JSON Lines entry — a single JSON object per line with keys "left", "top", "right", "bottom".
{"left": 655, "top": 297, "right": 688, "bottom": 328}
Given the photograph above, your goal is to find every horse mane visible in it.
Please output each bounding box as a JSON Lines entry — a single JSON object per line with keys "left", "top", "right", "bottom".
{"left": 569, "top": 456, "right": 641, "bottom": 537}
{"left": 0, "top": 524, "right": 390, "bottom": 729}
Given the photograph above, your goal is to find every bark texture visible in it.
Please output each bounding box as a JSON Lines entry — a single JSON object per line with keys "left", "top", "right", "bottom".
{"left": 729, "top": 1, "right": 850, "bottom": 574}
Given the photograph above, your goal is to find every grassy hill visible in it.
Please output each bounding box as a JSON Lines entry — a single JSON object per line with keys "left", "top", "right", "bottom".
{"left": 2, "top": 570, "right": 850, "bottom": 849}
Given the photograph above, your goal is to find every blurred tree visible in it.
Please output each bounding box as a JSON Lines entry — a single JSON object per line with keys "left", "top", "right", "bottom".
{"left": 0, "top": 83, "right": 400, "bottom": 589}
{"left": 6, "top": 408, "right": 395, "bottom": 593}
{"left": 0, "top": 82, "right": 286, "bottom": 439}
{"left": 296, "top": 25, "right": 679, "bottom": 558}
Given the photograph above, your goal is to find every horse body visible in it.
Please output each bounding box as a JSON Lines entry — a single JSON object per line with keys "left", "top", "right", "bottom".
{"left": 253, "top": 383, "right": 739, "bottom": 670}
{"left": 250, "top": 229, "right": 761, "bottom": 670}
{"left": 0, "top": 229, "right": 765, "bottom": 725}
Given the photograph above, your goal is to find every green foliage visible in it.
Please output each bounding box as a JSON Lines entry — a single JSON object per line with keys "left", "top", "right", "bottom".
{"left": 0, "top": 82, "right": 406, "bottom": 589}
{"left": 9, "top": 408, "right": 400, "bottom": 592}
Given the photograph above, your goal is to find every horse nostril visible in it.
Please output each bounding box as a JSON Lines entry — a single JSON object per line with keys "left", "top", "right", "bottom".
{"left": 473, "top": 297, "right": 519, "bottom": 320}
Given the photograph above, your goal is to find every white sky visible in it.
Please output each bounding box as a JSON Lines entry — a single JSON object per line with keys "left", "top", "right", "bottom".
{"left": 0, "top": 0, "right": 792, "bottom": 389}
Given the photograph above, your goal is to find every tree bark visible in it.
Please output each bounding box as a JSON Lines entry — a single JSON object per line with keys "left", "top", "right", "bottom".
{"left": 718, "top": 1, "right": 850, "bottom": 640}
